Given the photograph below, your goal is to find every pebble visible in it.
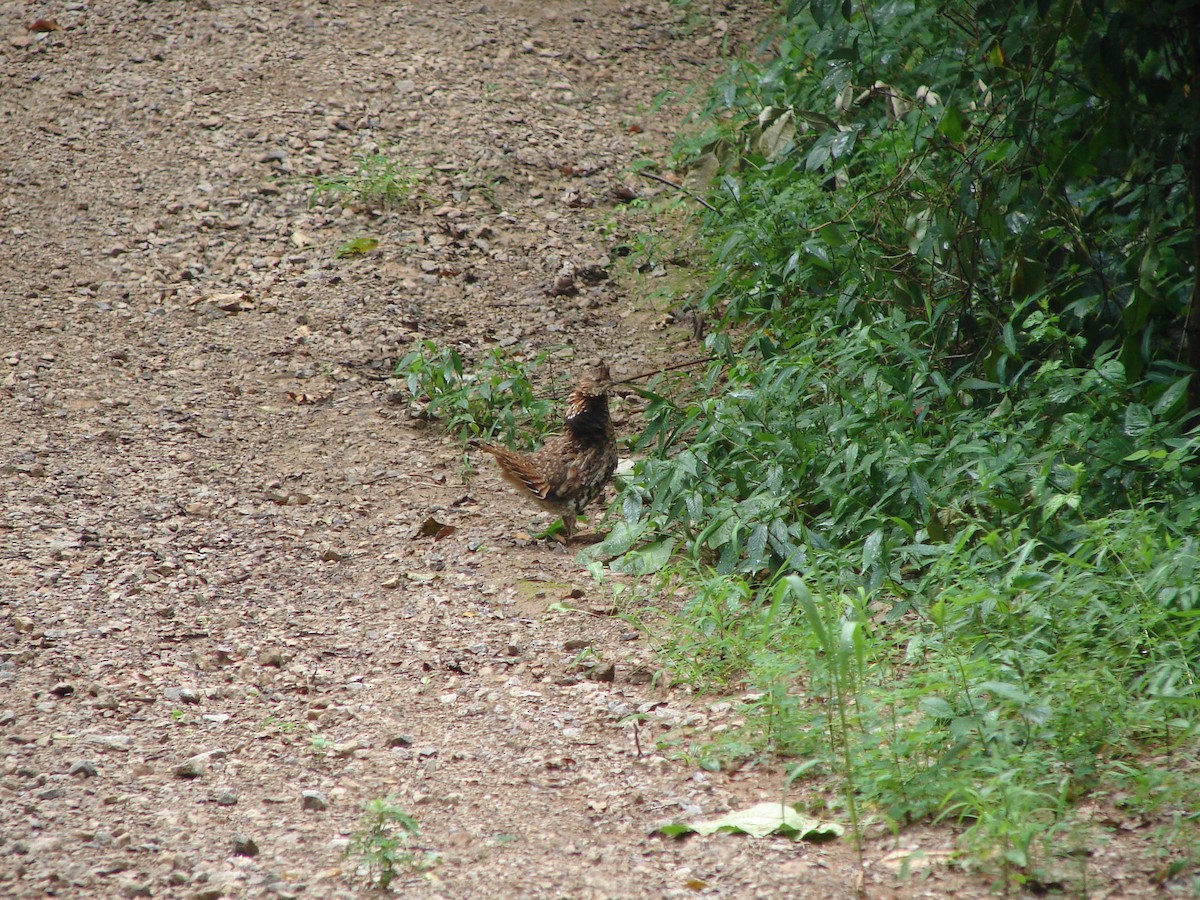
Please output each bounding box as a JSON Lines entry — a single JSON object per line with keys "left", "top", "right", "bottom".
{"left": 88, "top": 734, "right": 133, "bottom": 752}
{"left": 118, "top": 879, "right": 152, "bottom": 898}
{"left": 258, "top": 647, "right": 287, "bottom": 667}
{"left": 164, "top": 686, "right": 202, "bottom": 704}
{"left": 69, "top": 759, "right": 98, "bottom": 777}
{"left": 173, "top": 749, "right": 227, "bottom": 779}
{"left": 231, "top": 834, "right": 260, "bottom": 857}
{"left": 300, "top": 790, "right": 328, "bottom": 811}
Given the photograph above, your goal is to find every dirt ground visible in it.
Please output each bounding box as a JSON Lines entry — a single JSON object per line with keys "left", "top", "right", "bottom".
{"left": 0, "top": 1, "right": 1192, "bottom": 898}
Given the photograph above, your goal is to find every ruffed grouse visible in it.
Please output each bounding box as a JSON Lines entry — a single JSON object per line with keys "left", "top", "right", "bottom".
{"left": 482, "top": 362, "right": 618, "bottom": 541}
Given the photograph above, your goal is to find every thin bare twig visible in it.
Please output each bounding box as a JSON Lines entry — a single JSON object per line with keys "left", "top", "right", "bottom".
{"left": 638, "top": 170, "right": 719, "bottom": 212}
{"left": 612, "top": 355, "right": 716, "bottom": 386}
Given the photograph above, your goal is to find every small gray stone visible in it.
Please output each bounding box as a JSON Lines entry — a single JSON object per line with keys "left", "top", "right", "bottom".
{"left": 174, "top": 749, "right": 227, "bottom": 779}
{"left": 178, "top": 687, "right": 201, "bottom": 705}
{"left": 231, "top": 834, "right": 259, "bottom": 857}
{"left": 118, "top": 877, "right": 152, "bottom": 898}
{"left": 175, "top": 757, "right": 206, "bottom": 779}
{"left": 258, "top": 647, "right": 287, "bottom": 668}
{"left": 28, "top": 835, "right": 64, "bottom": 853}
{"left": 88, "top": 734, "right": 133, "bottom": 752}
{"left": 300, "top": 789, "right": 327, "bottom": 811}
{"left": 69, "top": 759, "right": 98, "bottom": 778}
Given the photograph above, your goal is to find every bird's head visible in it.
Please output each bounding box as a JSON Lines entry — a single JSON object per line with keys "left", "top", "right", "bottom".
{"left": 566, "top": 361, "right": 612, "bottom": 419}
{"left": 578, "top": 361, "right": 611, "bottom": 394}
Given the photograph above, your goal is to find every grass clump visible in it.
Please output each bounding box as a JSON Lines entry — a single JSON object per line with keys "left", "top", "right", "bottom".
{"left": 345, "top": 798, "right": 437, "bottom": 891}
{"left": 310, "top": 153, "right": 421, "bottom": 209}
{"left": 393, "top": 341, "right": 553, "bottom": 450}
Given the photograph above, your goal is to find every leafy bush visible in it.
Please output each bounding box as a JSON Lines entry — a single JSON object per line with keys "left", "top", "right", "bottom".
{"left": 393, "top": 341, "right": 553, "bottom": 449}
{"left": 602, "top": 0, "right": 1200, "bottom": 883}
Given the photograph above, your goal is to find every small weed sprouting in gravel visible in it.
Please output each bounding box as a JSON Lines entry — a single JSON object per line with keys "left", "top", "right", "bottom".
{"left": 309, "top": 153, "right": 421, "bottom": 209}
{"left": 345, "top": 798, "right": 438, "bottom": 891}
{"left": 336, "top": 236, "right": 380, "bottom": 258}
{"left": 394, "top": 340, "right": 553, "bottom": 449}
{"left": 308, "top": 733, "right": 331, "bottom": 758}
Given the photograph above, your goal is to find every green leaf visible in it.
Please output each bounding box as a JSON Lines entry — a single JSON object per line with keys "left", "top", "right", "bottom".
{"left": 1153, "top": 376, "right": 1190, "bottom": 417}
{"left": 937, "top": 106, "right": 968, "bottom": 142}
{"left": 862, "top": 528, "right": 884, "bottom": 570}
{"left": 661, "top": 802, "right": 844, "bottom": 841}
{"left": 961, "top": 378, "right": 1003, "bottom": 390}
{"left": 585, "top": 519, "right": 642, "bottom": 559}
{"left": 336, "top": 237, "right": 380, "bottom": 258}
{"left": 921, "top": 697, "right": 955, "bottom": 719}
{"left": 612, "top": 539, "right": 675, "bottom": 576}
{"left": 979, "top": 680, "right": 1030, "bottom": 705}
{"left": 746, "top": 523, "right": 769, "bottom": 568}
{"left": 622, "top": 492, "right": 644, "bottom": 523}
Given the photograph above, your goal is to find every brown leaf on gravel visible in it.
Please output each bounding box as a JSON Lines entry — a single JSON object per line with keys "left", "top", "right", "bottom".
{"left": 609, "top": 183, "right": 639, "bottom": 202}
{"left": 549, "top": 274, "right": 578, "bottom": 296}
{"left": 264, "top": 488, "right": 312, "bottom": 505}
{"left": 286, "top": 390, "right": 331, "bottom": 404}
{"left": 414, "top": 515, "right": 456, "bottom": 540}
{"left": 192, "top": 292, "right": 255, "bottom": 313}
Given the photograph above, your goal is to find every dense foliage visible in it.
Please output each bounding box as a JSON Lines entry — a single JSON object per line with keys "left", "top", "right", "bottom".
{"left": 597, "top": 0, "right": 1200, "bottom": 884}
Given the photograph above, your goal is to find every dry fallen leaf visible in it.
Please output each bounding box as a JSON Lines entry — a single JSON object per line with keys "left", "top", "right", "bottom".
{"left": 286, "top": 390, "right": 332, "bottom": 405}
{"left": 191, "top": 292, "right": 255, "bottom": 313}
{"left": 660, "top": 802, "right": 844, "bottom": 841}
{"left": 214, "top": 293, "right": 255, "bottom": 313}
{"left": 414, "top": 516, "right": 456, "bottom": 540}
{"left": 878, "top": 848, "right": 954, "bottom": 873}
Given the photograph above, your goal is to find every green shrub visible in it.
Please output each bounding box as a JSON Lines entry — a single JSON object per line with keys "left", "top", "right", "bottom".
{"left": 603, "top": 0, "right": 1200, "bottom": 884}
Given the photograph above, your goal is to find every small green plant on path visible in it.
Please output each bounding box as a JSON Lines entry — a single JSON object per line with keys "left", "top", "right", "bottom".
{"left": 336, "top": 236, "right": 379, "bottom": 258}
{"left": 309, "top": 153, "right": 421, "bottom": 208}
{"left": 394, "top": 341, "right": 554, "bottom": 451}
{"left": 345, "top": 798, "right": 438, "bottom": 891}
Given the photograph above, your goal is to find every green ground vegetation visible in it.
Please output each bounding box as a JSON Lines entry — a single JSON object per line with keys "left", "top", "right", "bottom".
{"left": 599, "top": 0, "right": 1200, "bottom": 888}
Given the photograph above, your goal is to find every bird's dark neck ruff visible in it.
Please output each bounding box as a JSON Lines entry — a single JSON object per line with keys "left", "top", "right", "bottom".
{"left": 565, "top": 393, "right": 610, "bottom": 446}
